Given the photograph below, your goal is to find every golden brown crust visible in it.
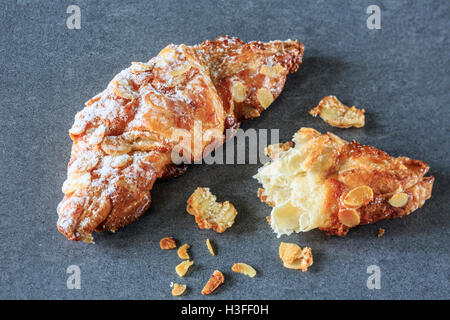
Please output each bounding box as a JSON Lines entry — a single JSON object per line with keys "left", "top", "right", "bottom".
{"left": 57, "top": 36, "right": 304, "bottom": 241}
{"left": 309, "top": 96, "right": 365, "bottom": 128}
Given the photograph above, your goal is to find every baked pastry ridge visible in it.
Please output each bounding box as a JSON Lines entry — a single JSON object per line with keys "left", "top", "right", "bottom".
{"left": 254, "top": 128, "right": 434, "bottom": 236}
{"left": 57, "top": 36, "right": 304, "bottom": 241}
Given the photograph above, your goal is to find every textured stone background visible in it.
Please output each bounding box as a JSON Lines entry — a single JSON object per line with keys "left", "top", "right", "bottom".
{"left": 0, "top": 0, "right": 448, "bottom": 299}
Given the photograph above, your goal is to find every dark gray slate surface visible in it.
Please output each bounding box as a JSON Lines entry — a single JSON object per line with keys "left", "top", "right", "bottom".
{"left": 0, "top": 0, "right": 449, "bottom": 299}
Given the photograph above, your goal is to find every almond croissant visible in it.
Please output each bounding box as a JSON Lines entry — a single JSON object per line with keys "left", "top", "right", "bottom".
{"left": 255, "top": 128, "right": 434, "bottom": 236}
{"left": 57, "top": 36, "right": 304, "bottom": 242}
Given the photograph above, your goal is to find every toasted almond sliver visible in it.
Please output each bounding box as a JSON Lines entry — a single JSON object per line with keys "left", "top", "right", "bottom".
{"left": 338, "top": 208, "right": 361, "bottom": 227}
{"left": 101, "top": 136, "right": 132, "bottom": 156}
{"left": 279, "top": 242, "right": 302, "bottom": 264}
{"left": 256, "top": 88, "right": 274, "bottom": 109}
{"left": 171, "top": 283, "right": 187, "bottom": 296}
{"left": 260, "top": 64, "right": 285, "bottom": 77}
{"left": 62, "top": 172, "right": 91, "bottom": 195}
{"left": 175, "top": 260, "right": 194, "bottom": 277}
{"left": 201, "top": 270, "right": 224, "bottom": 295}
{"left": 232, "top": 263, "right": 257, "bottom": 278}
{"left": 131, "top": 61, "right": 153, "bottom": 71}
{"left": 160, "top": 237, "right": 177, "bottom": 250}
{"left": 169, "top": 64, "right": 191, "bottom": 77}
{"left": 110, "top": 154, "right": 132, "bottom": 168}
{"left": 282, "top": 248, "right": 313, "bottom": 272}
{"left": 388, "top": 192, "right": 409, "bottom": 207}
{"left": 343, "top": 185, "right": 374, "bottom": 208}
{"left": 112, "top": 83, "right": 134, "bottom": 100}
{"left": 206, "top": 239, "right": 215, "bottom": 256}
{"left": 177, "top": 244, "right": 190, "bottom": 260}
{"left": 231, "top": 81, "right": 246, "bottom": 103}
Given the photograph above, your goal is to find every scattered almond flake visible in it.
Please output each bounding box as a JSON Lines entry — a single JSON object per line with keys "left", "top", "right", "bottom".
{"left": 171, "top": 283, "right": 187, "bottom": 296}
{"left": 266, "top": 216, "right": 271, "bottom": 225}
{"left": 201, "top": 270, "right": 224, "bottom": 295}
{"left": 160, "top": 237, "right": 177, "bottom": 250}
{"left": 206, "top": 239, "right": 215, "bottom": 256}
{"left": 175, "top": 260, "right": 194, "bottom": 277}
{"left": 177, "top": 244, "right": 190, "bottom": 260}
{"left": 309, "top": 95, "right": 365, "bottom": 128}
{"left": 279, "top": 242, "right": 303, "bottom": 264}
{"left": 232, "top": 263, "right": 257, "bottom": 278}
{"left": 186, "top": 187, "right": 237, "bottom": 233}
{"left": 279, "top": 242, "right": 313, "bottom": 272}
{"left": 377, "top": 228, "right": 385, "bottom": 238}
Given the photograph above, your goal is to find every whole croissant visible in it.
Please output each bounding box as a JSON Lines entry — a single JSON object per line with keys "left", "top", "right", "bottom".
{"left": 57, "top": 36, "right": 304, "bottom": 242}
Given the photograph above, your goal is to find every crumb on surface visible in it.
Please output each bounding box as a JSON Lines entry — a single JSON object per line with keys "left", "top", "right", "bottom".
{"left": 279, "top": 242, "right": 313, "bottom": 272}
{"left": 187, "top": 187, "right": 237, "bottom": 233}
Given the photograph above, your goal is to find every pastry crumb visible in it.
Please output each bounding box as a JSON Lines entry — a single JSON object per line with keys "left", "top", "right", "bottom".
{"left": 160, "top": 237, "right": 176, "bottom": 250}
{"left": 201, "top": 270, "right": 225, "bottom": 295}
{"left": 232, "top": 263, "right": 257, "bottom": 278}
{"left": 187, "top": 187, "right": 237, "bottom": 233}
{"left": 279, "top": 242, "right": 313, "bottom": 272}
{"left": 309, "top": 95, "right": 365, "bottom": 128}
{"left": 377, "top": 228, "right": 385, "bottom": 237}
{"left": 264, "top": 141, "right": 293, "bottom": 159}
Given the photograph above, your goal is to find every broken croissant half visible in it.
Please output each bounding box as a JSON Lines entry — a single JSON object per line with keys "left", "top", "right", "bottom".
{"left": 254, "top": 128, "right": 434, "bottom": 236}
{"left": 57, "top": 36, "right": 304, "bottom": 242}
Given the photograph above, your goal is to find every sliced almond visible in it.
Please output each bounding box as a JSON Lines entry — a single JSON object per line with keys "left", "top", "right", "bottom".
{"left": 279, "top": 242, "right": 303, "bottom": 264}
{"left": 171, "top": 283, "right": 187, "bottom": 296}
{"left": 101, "top": 136, "right": 132, "bottom": 156}
{"left": 260, "top": 64, "right": 285, "bottom": 77}
{"left": 62, "top": 172, "right": 91, "bottom": 195}
{"left": 388, "top": 192, "right": 409, "bottom": 207}
{"left": 231, "top": 81, "right": 246, "bottom": 103}
{"left": 112, "top": 81, "right": 135, "bottom": 100}
{"left": 338, "top": 208, "right": 361, "bottom": 227}
{"left": 169, "top": 64, "right": 191, "bottom": 77}
{"left": 131, "top": 61, "right": 153, "bottom": 71}
{"left": 232, "top": 263, "right": 257, "bottom": 278}
{"left": 282, "top": 248, "right": 313, "bottom": 272}
{"left": 206, "top": 239, "right": 215, "bottom": 256}
{"left": 175, "top": 260, "right": 194, "bottom": 277}
{"left": 110, "top": 154, "right": 132, "bottom": 168}
{"left": 160, "top": 237, "right": 176, "bottom": 250}
{"left": 201, "top": 270, "right": 224, "bottom": 295}
{"left": 177, "top": 244, "right": 190, "bottom": 260}
{"left": 343, "top": 185, "right": 374, "bottom": 208}
{"left": 256, "top": 88, "right": 274, "bottom": 109}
